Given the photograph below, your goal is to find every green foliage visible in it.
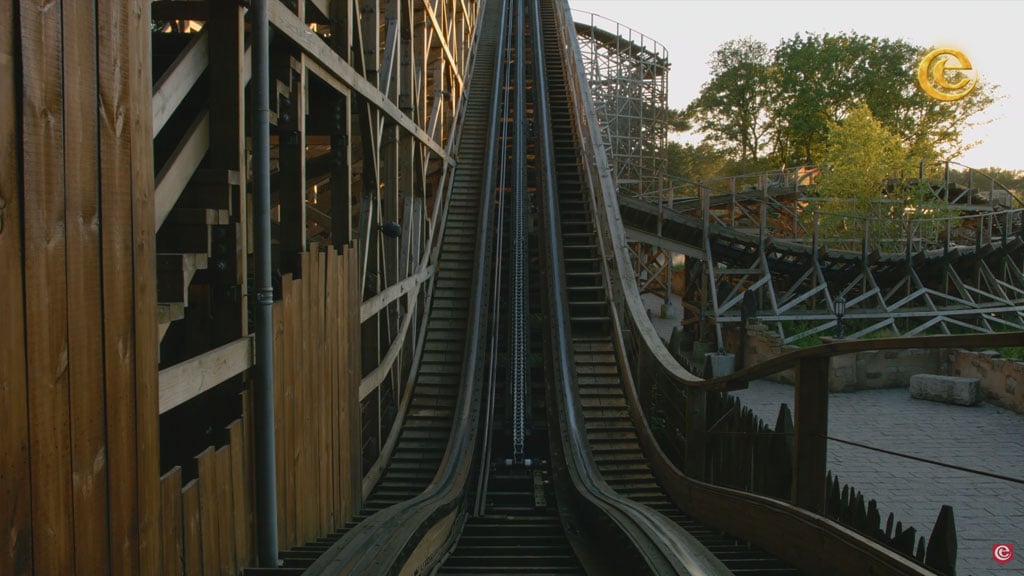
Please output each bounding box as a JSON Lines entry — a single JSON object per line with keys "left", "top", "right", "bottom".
{"left": 666, "top": 141, "right": 726, "bottom": 183}
{"left": 686, "top": 38, "right": 774, "bottom": 163}
{"left": 996, "top": 347, "right": 1024, "bottom": 361}
{"left": 817, "top": 104, "right": 907, "bottom": 208}
{"left": 684, "top": 32, "right": 996, "bottom": 171}
{"left": 665, "top": 107, "right": 693, "bottom": 133}
{"left": 780, "top": 320, "right": 826, "bottom": 347}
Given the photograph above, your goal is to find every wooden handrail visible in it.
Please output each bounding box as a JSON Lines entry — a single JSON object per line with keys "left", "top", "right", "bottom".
{"left": 703, "top": 331, "right": 1024, "bottom": 391}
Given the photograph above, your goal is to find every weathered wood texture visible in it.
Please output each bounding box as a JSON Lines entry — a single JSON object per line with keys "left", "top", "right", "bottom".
{"left": 8, "top": 0, "right": 471, "bottom": 571}
{"left": 1, "top": 0, "right": 31, "bottom": 573}
{"left": 149, "top": 247, "right": 360, "bottom": 569}
{"left": 11, "top": 0, "right": 159, "bottom": 572}
{"left": 273, "top": 246, "right": 363, "bottom": 551}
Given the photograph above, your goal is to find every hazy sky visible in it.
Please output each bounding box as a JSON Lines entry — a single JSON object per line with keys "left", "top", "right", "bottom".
{"left": 570, "top": 0, "right": 1024, "bottom": 170}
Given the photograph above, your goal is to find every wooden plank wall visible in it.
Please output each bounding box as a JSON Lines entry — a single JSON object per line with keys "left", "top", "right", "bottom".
{"left": 6, "top": 0, "right": 158, "bottom": 574}
{"left": 8, "top": 0, "right": 366, "bottom": 571}
{"left": 155, "top": 246, "right": 362, "bottom": 573}
{"left": 274, "top": 245, "right": 363, "bottom": 551}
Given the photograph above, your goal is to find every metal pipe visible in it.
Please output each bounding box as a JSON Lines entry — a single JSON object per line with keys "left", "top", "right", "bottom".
{"left": 251, "top": 0, "right": 279, "bottom": 566}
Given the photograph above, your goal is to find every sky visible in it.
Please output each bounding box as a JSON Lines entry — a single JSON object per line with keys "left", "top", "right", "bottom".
{"left": 569, "top": 0, "right": 1024, "bottom": 170}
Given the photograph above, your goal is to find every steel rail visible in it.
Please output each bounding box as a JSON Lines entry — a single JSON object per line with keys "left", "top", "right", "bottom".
{"left": 474, "top": 5, "right": 516, "bottom": 515}
{"left": 510, "top": 0, "right": 529, "bottom": 465}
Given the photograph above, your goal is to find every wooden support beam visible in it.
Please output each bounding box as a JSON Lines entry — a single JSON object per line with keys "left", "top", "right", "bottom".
{"left": 361, "top": 263, "right": 433, "bottom": 320}
{"left": 152, "top": 29, "right": 208, "bottom": 135}
{"left": 793, "top": 356, "right": 829, "bottom": 514}
{"left": 208, "top": 0, "right": 248, "bottom": 342}
{"left": 308, "top": 0, "right": 331, "bottom": 19}
{"left": 97, "top": 0, "right": 141, "bottom": 571}
{"left": 268, "top": 0, "right": 448, "bottom": 160}
{"left": 64, "top": 0, "right": 111, "bottom": 570}
{"left": 155, "top": 110, "right": 210, "bottom": 229}
{"left": 422, "top": 0, "right": 464, "bottom": 90}
{"left": 158, "top": 336, "right": 254, "bottom": 414}
{"left": 684, "top": 387, "right": 707, "bottom": 481}
{"left": 359, "top": 290, "right": 418, "bottom": 401}
{"left": 278, "top": 54, "right": 307, "bottom": 273}
{"left": 21, "top": 0, "right": 74, "bottom": 571}
{"left": 151, "top": 1, "right": 209, "bottom": 22}
{"left": 330, "top": 93, "right": 353, "bottom": 246}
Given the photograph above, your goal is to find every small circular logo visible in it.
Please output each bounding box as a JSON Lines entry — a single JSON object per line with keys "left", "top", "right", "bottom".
{"left": 993, "top": 543, "right": 1014, "bottom": 565}
{"left": 918, "top": 48, "right": 978, "bottom": 101}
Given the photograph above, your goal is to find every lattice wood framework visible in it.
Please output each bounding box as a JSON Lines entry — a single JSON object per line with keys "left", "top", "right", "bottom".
{"left": 573, "top": 10, "right": 668, "bottom": 200}
{"left": 152, "top": 0, "right": 480, "bottom": 476}
{"left": 618, "top": 178, "right": 1024, "bottom": 355}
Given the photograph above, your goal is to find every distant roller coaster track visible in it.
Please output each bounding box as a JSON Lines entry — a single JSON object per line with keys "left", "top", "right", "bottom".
{"left": 568, "top": 13, "right": 1024, "bottom": 352}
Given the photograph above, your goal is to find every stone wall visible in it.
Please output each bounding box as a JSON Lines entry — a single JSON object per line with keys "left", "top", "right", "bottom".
{"left": 721, "top": 324, "right": 1024, "bottom": 413}
{"left": 942, "top": 349, "right": 1024, "bottom": 414}
{"left": 724, "top": 323, "right": 797, "bottom": 383}
{"left": 725, "top": 323, "right": 940, "bottom": 392}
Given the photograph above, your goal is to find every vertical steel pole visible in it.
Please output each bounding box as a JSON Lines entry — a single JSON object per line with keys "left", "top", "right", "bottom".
{"left": 251, "top": 0, "right": 279, "bottom": 566}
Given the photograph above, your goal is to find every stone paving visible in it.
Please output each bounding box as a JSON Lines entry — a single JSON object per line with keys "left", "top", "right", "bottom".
{"left": 639, "top": 292, "right": 1024, "bottom": 575}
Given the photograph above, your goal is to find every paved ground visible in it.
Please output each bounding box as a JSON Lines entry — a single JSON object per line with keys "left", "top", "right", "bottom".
{"left": 639, "top": 292, "right": 1024, "bottom": 575}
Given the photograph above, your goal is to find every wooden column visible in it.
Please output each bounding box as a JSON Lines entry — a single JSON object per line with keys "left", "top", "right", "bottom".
{"left": 330, "top": 0, "right": 353, "bottom": 247}
{"left": 130, "top": 0, "right": 162, "bottom": 571}
{"left": 278, "top": 54, "right": 307, "bottom": 273}
{"left": 684, "top": 387, "right": 708, "bottom": 481}
{"left": 63, "top": 0, "right": 111, "bottom": 571}
{"left": 208, "top": 0, "right": 248, "bottom": 338}
{"left": 1, "top": 1, "right": 31, "bottom": 573}
{"left": 793, "top": 356, "right": 829, "bottom": 513}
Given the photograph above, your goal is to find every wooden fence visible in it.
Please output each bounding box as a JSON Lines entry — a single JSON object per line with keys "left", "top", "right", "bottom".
{"left": 159, "top": 415, "right": 254, "bottom": 575}
{"left": 639, "top": 334, "right": 1011, "bottom": 575}
{"left": 155, "top": 245, "right": 363, "bottom": 574}
{"left": 273, "top": 246, "right": 362, "bottom": 550}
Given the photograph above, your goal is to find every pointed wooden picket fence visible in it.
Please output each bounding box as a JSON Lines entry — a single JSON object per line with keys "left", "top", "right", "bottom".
{"left": 696, "top": 392, "right": 957, "bottom": 575}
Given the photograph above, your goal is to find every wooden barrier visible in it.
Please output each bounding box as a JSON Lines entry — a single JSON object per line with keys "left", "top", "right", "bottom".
{"left": 7, "top": 0, "right": 455, "bottom": 571}
{"left": 273, "top": 246, "right": 362, "bottom": 551}
{"left": 3, "top": 1, "right": 159, "bottom": 574}
{"left": 147, "top": 246, "right": 361, "bottom": 573}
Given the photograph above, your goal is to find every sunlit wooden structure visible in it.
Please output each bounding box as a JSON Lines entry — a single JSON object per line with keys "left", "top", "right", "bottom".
{"left": 4, "top": 1, "right": 1016, "bottom": 575}
{"left": 2, "top": 0, "right": 478, "bottom": 572}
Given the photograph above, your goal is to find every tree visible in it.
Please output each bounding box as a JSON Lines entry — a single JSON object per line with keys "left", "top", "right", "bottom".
{"left": 666, "top": 141, "right": 726, "bottom": 184}
{"left": 812, "top": 104, "right": 913, "bottom": 241}
{"left": 684, "top": 33, "right": 996, "bottom": 171}
{"left": 817, "top": 103, "right": 907, "bottom": 209}
{"left": 686, "top": 38, "right": 773, "bottom": 163}
{"left": 665, "top": 107, "right": 692, "bottom": 133}
{"left": 770, "top": 33, "right": 994, "bottom": 163}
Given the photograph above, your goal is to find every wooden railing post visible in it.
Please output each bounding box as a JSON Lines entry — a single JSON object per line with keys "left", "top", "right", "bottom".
{"left": 685, "top": 387, "right": 707, "bottom": 481}
{"left": 793, "top": 356, "right": 829, "bottom": 513}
